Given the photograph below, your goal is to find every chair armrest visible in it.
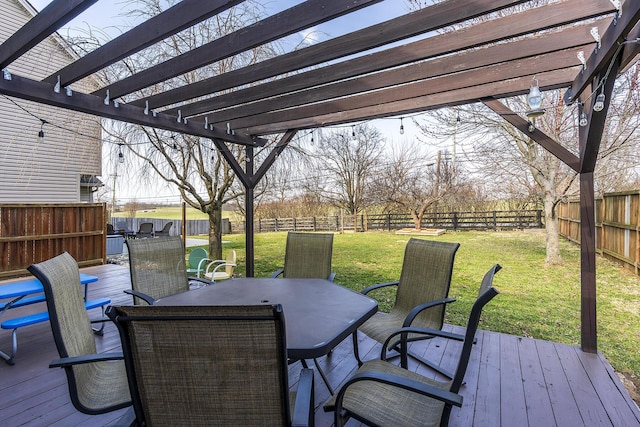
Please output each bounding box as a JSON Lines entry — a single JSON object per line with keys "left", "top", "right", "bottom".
{"left": 124, "top": 289, "right": 156, "bottom": 305}
{"left": 196, "top": 258, "right": 212, "bottom": 277}
{"left": 291, "top": 368, "right": 314, "bottom": 427}
{"left": 402, "top": 297, "right": 457, "bottom": 327}
{"left": 332, "top": 370, "right": 462, "bottom": 415}
{"left": 381, "top": 326, "right": 465, "bottom": 361}
{"left": 50, "top": 352, "right": 124, "bottom": 368}
{"left": 271, "top": 269, "right": 284, "bottom": 278}
{"left": 210, "top": 262, "right": 236, "bottom": 275}
{"left": 361, "top": 281, "right": 399, "bottom": 295}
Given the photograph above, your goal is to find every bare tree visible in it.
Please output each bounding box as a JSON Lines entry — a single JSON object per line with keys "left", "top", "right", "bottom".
{"left": 305, "top": 123, "right": 385, "bottom": 215}
{"left": 90, "top": 0, "right": 278, "bottom": 258}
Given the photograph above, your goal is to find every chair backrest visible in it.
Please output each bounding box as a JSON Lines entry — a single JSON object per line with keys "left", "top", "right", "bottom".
{"left": 393, "top": 238, "right": 460, "bottom": 330}
{"left": 137, "top": 222, "right": 154, "bottom": 237}
{"left": 126, "top": 236, "right": 189, "bottom": 304}
{"left": 106, "top": 223, "right": 115, "bottom": 234}
{"left": 108, "top": 304, "right": 292, "bottom": 426}
{"left": 283, "top": 232, "right": 333, "bottom": 279}
{"left": 27, "top": 252, "right": 99, "bottom": 411}
{"left": 188, "top": 247, "right": 209, "bottom": 272}
{"left": 450, "top": 270, "right": 500, "bottom": 393}
{"left": 156, "top": 221, "right": 173, "bottom": 236}
{"left": 116, "top": 221, "right": 131, "bottom": 232}
{"left": 225, "top": 249, "right": 237, "bottom": 276}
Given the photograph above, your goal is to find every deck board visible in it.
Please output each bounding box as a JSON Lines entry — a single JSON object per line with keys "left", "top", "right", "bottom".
{"left": 1, "top": 264, "right": 638, "bottom": 426}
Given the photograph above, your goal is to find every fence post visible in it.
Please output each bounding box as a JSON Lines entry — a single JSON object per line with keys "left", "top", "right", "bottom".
{"left": 537, "top": 210, "right": 542, "bottom": 227}
{"left": 493, "top": 211, "right": 497, "bottom": 230}
{"left": 453, "top": 212, "right": 458, "bottom": 230}
{"left": 387, "top": 214, "right": 391, "bottom": 231}
{"left": 293, "top": 217, "right": 297, "bottom": 231}
{"left": 313, "top": 216, "right": 317, "bottom": 231}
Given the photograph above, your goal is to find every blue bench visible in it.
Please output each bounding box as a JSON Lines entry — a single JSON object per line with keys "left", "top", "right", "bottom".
{"left": 0, "top": 298, "right": 110, "bottom": 365}
{"left": 0, "top": 294, "right": 45, "bottom": 311}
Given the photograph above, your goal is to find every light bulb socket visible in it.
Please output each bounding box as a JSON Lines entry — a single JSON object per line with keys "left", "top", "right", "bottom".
{"left": 38, "top": 129, "right": 44, "bottom": 141}
{"left": 593, "top": 93, "right": 605, "bottom": 112}
{"left": 579, "top": 112, "right": 588, "bottom": 127}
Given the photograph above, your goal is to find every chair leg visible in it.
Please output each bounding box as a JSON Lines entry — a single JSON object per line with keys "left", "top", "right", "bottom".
{"left": 300, "top": 358, "right": 334, "bottom": 394}
{"left": 352, "top": 331, "right": 363, "bottom": 366}
{"left": 396, "top": 345, "right": 455, "bottom": 379}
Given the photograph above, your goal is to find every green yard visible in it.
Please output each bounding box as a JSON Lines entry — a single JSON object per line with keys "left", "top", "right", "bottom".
{"left": 193, "top": 230, "right": 640, "bottom": 379}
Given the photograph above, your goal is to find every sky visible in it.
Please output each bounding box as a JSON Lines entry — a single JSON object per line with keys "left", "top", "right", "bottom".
{"left": 26, "top": 0, "right": 438, "bottom": 203}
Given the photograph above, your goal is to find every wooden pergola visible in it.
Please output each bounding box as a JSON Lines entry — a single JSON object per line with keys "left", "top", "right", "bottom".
{"left": 1, "top": 0, "right": 639, "bottom": 353}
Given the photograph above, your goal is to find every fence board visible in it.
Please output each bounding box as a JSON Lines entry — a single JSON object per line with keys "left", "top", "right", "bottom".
{"left": 559, "top": 190, "right": 640, "bottom": 275}
{"left": 0, "top": 204, "right": 106, "bottom": 279}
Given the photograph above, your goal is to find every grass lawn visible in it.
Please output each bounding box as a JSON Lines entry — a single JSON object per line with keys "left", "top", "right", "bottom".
{"left": 112, "top": 206, "right": 231, "bottom": 220}
{"left": 193, "top": 229, "right": 640, "bottom": 379}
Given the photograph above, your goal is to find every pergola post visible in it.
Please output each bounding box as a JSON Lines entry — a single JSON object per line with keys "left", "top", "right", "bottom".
{"left": 580, "top": 172, "right": 597, "bottom": 352}
{"left": 245, "top": 145, "right": 255, "bottom": 277}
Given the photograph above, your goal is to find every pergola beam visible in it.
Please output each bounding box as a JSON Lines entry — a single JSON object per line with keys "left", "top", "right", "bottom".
{"left": 0, "top": 0, "right": 98, "bottom": 69}
{"left": 208, "top": 26, "right": 601, "bottom": 125}
{"left": 94, "top": 0, "right": 385, "bottom": 100}
{"left": 43, "top": 0, "right": 244, "bottom": 87}
{"left": 565, "top": 0, "right": 640, "bottom": 104}
{"left": 227, "top": 51, "right": 580, "bottom": 131}
{"left": 481, "top": 98, "right": 580, "bottom": 171}
{"left": 243, "top": 68, "right": 578, "bottom": 135}
{"left": 139, "top": 0, "right": 531, "bottom": 111}
{"left": 0, "top": 73, "right": 263, "bottom": 146}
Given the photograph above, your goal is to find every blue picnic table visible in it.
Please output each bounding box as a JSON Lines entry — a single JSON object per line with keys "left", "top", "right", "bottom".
{"left": 0, "top": 273, "right": 105, "bottom": 365}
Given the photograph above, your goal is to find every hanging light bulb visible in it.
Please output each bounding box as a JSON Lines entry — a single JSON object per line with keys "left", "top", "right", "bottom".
{"left": 593, "top": 92, "right": 606, "bottom": 112}
{"left": 351, "top": 125, "right": 356, "bottom": 137}
{"left": 579, "top": 112, "right": 588, "bottom": 127}
{"left": 399, "top": 117, "right": 404, "bottom": 135}
{"left": 527, "top": 121, "right": 535, "bottom": 132}
{"left": 37, "top": 119, "right": 47, "bottom": 142}
{"left": 117, "top": 144, "right": 124, "bottom": 163}
{"left": 526, "top": 77, "right": 545, "bottom": 118}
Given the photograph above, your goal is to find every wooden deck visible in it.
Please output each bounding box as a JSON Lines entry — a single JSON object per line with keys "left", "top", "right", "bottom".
{"left": 1, "top": 264, "right": 638, "bottom": 426}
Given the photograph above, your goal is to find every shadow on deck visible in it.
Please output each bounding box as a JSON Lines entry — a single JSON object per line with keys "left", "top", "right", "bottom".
{"left": 1, "top": 264, "right": 638, "bottom": 426}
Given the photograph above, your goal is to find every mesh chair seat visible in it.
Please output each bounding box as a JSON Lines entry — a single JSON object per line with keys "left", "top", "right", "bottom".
{"left": 108, "top": 304, "right": 314, "bottom": 427}
{"left": 272, "top": 232, "right": 335, "bottom": 281}
{"left": 27, "top": 252, "right": 131, "bottom": 415}
{"left": 126, "top": 236, "right": 211, "bottom": 305}
{"left": 327, "top": 271, "right": 500, "bottom": 427}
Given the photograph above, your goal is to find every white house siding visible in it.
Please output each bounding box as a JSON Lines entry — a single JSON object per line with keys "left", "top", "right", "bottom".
{"left": 0, "top": 0, "right": 102, "bottom": 203}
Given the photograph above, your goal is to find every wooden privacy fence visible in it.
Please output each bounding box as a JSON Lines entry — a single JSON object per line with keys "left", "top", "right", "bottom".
{"left": 235, "top": 210, "right": 543, "bottom": 233}
{"left": 558, "top": 190, "right": 640, "bottom": 274}
{"left": 0, "top": 203, "right": 106, "bottom": 279}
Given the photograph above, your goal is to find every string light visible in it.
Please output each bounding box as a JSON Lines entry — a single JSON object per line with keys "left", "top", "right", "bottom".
{"left": 399, "top": 117, "right": 404, "bottom": 134}
{"left": 117, "top": 144, "right": 124, "bottom": 163}
{"left": 579, "top": 112, "right": 588, "bottom": 127}
{"left": 593, "top": 92, "right": 606, "bottom": 112}
{"left": 38, "top": 119, "right": 47, "bottom": 142}
{"left": 351, "top": 125, "right": 355, "bottom": 137}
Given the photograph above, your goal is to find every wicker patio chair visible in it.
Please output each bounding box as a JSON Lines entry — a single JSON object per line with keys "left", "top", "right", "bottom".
{"left": 27, "top": 252, "right": 132, "bottom": 417}
{"left": 154, "top": 221, "right": 173, "bottom": 237}
{"left": 271, "top": 232, "right": 336, "bottom": 281}
{"left": 203, "top": 249, "right": 237, "bottom": 282}
{"left": 325, "top": 276, "right": 500, "bottom": 427}
{"left": 185, "top": 247, "right": 209, "bottom": 277}
{"left": 136, "top": 222, "right": 154, "bottom": 238}
{"left": 125, "top": 236, "right": 212, "bottom": 305}
{"left": 352, "top": 238, "right": 459, "bottom": 376}
{"left": 107, "top": 304, "right": 315, "bottom": 427}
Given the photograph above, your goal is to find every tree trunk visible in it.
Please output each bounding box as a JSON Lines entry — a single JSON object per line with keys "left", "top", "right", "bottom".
{"left": 543, "top": 196, "right": 562, "bottom": 264}
{"left": 207, "top": 209, "right": 223, "bottom": 260}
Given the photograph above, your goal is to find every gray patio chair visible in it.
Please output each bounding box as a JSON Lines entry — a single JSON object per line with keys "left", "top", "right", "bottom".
{"left": 325, "top": 276, "right": 500, "bottom": 427}
{"left": 271, "top": 232, "right": 336, "bottom": 281}
{"left": 125, "top": 236, "right": 212, "bottom": 305}
{"left": 27, "top": 252, "right": 133, "bottom": 418}
{"left": 352, "top": 238, "right": 459, "bottom": 377}
{"left": 154, "top": 221, "right": 173, "bottom": 237}
{"left": 136, "top": 222, "right": 154, "bottom": 238}
{"left": 107, "top": 304, "right": 315, "bottom": 427}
